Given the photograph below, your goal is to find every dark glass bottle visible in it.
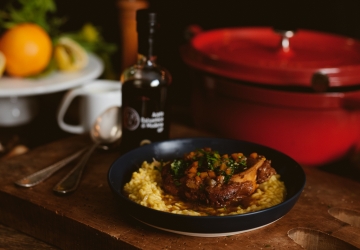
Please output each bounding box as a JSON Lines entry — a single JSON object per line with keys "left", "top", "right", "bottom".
{"left": 120, "top": 9, "right": 172, "bottom": 152}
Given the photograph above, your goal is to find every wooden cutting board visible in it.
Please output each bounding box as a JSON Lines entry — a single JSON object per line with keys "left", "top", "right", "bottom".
{"left": 1, "top": 123, "right": 360, "bottom": 250}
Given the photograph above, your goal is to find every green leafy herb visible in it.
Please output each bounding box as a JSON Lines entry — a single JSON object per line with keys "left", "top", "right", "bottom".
{"left": 0, "top": 0, "right": 64, "bottom": 35}
{"left": 0, "top": 0, "right": 117, "bottom": 79}
{"left": 170, "top": 159, "right": 187, "bottom": 178}
{"left": 154, "top": 160, "right": 166, "bottom": 172}
{"left": 172, "top": 148, "right": 253, "bottom": 184}
{"left": 174, "top": 180, "right": 181, "bottom": 186}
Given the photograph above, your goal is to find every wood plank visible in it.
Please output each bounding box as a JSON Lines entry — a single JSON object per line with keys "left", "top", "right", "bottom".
{"left": 0, "top": 224, "right": 59, "bottom": 250}
{"left": 0, "top": 123, "right": 360, "bottom": 249}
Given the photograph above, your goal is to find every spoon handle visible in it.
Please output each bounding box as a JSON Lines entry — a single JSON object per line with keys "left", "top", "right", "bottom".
{"left": 15, "top": 147, "right": 88, "bottom": 187}
{"left": 53, "top": 143, "right": 98, "bottom": 194}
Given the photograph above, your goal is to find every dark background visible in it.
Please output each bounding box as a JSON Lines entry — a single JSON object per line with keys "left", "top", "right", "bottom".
{"left": 0, "top": 1, "right": 360, "bottom": 181}
{"left": 2, "top": 0, "right": 360, "bottom": 148}
{"left": 53, "top": 0, "right": 360, "bottom": 106}
{"left": 2, "top": 0, "right": 360, "bottom": 106}
{"left": 2, "top": 0, "right": 360, "bottom": 71}
{"left": 52, "top": 0, "right": 360, "bottom": 68}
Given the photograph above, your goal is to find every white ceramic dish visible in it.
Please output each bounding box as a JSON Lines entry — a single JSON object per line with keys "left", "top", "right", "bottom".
{"left": 136, "top": 217, "right": 281, "bottom": 237}
{"left": 0, "top": 53, "right": 103, "bottom": 126}
{"left": 0, "top": 53, "right": 103, "bottom": 97}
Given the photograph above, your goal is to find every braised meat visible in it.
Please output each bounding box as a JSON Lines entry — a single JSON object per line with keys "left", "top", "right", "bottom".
{"left": 161, "top": 148, "right": 277, "bottom": 207}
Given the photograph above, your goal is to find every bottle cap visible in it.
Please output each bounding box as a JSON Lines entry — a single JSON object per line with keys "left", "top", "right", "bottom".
{"left": 136, "top": 9, "right": 158, "bottom": 34}
{"left": 136, "top": 8, "right": 159, "bottom": 57}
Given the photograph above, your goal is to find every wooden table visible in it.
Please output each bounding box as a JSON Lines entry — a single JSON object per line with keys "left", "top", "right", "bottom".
{"left": 1, "top": 123, "right": 360, "bottom": 249}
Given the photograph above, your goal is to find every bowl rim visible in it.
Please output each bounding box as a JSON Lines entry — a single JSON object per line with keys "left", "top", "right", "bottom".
{"left": 108, "top": 137, "right": 306, "bottom": 234}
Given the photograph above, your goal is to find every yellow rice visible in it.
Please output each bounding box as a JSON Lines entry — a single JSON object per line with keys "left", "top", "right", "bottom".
{"left": 123, "top": 161, "right": 286, "bottom": 216}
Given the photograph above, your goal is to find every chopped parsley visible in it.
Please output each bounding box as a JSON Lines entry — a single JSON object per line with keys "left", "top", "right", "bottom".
{"left": 170, "top": 159, "right": 188, "bottom": 178}
{"left": 169, "top": 148, "right": 251, "bottom": 184}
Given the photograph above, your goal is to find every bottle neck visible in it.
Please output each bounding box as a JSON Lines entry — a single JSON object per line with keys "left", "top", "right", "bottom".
{"left": 138, "top": 32, "right": 156, "bottom": 65}
{"left": 137, "top": 10, "right": 158, "bottom": 66}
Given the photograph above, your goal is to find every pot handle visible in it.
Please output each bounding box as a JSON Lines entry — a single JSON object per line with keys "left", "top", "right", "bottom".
{"left": 184, "top": 24, "right": 203, "bottom": 42}
{"left": 311, "top": 72, "right": 360, "bottom": 108}
{"left": 342, "top": 93, "right": 360, "bottom": 110}
{"left": 311, "top": 72, "right": 330, "bottom": 92}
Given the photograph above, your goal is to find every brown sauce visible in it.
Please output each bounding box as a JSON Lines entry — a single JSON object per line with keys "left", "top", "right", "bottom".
{"left": 162, "top": 193, "right": 254, "bottom": 216}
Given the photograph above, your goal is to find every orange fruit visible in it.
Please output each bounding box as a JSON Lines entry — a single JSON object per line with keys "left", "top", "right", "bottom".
{"left": 0, "top": 51, "right": 5, "bottom": 77}
{"left": 0, "top": 23, "right": 52, "bottom": 77}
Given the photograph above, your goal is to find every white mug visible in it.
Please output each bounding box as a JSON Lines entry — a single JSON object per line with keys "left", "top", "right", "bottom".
{"left": 0, "top": 96, "right": 38, "bottom": 126}
{"left": 57, "top": 80, "right": 121, "bottom": 134}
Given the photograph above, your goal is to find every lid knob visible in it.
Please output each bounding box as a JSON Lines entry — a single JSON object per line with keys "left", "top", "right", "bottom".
{"left": 275, "top": 30, "right": 296, "bottom": 52}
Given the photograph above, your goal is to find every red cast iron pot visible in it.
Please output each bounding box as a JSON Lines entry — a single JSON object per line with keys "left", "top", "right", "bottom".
{"left": 181, "top": 27, "right": 360, "bottom": 166}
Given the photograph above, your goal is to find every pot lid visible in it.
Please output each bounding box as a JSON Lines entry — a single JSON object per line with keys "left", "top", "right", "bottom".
{"left": 182, "top": 27, "right": 360, "bottom": 90}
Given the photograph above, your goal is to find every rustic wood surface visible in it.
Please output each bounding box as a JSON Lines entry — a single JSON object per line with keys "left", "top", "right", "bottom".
{"left": 1, "top": 123, "right": 360, "bottom": 249}
{"left": 0, "top": 224, "right": 59, "bottom": 250}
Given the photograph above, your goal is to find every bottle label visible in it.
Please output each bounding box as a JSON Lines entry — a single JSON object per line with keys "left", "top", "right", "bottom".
{"left": 123, "top": 107, "right": 140, "bottom": 131}
{"left": 124, "top": 107, "right": 165, "bottom": 133}
{"left": 140, "top": 111, "right": 164, "bottom": 133}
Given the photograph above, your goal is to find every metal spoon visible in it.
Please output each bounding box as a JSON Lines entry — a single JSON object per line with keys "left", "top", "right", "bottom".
{"left": 53, "top": 106, "right": 122, "bottom": 194}
{"left": 15, "top": 147, "right": 89, "bottom": 187}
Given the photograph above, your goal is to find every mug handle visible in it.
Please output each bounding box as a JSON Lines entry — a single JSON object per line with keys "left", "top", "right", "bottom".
{"left": 57, "top": 87, "right": 85, "bottom": 134}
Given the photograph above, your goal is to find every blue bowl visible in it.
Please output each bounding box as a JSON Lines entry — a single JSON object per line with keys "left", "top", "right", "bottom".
{"left": 108, "top": 138, "right": 306, "bottom": 236}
